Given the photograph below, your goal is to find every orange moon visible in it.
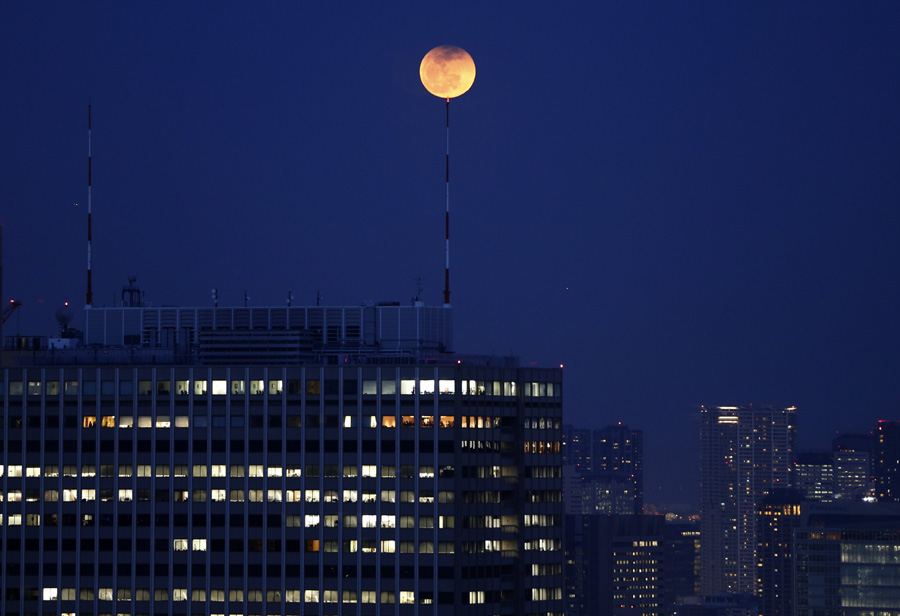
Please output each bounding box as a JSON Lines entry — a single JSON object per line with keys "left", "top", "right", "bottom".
{"left": 420, "top": 46, "right": 476, "bottom": 99}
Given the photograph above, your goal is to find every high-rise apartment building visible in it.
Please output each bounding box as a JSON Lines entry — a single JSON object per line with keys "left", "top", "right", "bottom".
{"left": 591, "top": 424, "right": 643, "bottom": 515}
{"left": 0, "top": 302, "right": 564, "bottom": 616}
{"left": 698, "top": 404, "right": 796, "bottom": 595}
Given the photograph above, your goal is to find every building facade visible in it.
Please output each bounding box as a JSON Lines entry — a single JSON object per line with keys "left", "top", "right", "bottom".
{"left": 794, "top": 502, "right": 900, "bottom": 616}
{"left": 698, "top": 404, "right": 796, "bottom": 596}
{"left": 0, "top": 304, "right": 564, "bottom": 616}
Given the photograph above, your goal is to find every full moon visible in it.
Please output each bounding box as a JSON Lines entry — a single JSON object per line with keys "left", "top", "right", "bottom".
{"left": 420, "top": 45, "right": 476, "bottom": 99}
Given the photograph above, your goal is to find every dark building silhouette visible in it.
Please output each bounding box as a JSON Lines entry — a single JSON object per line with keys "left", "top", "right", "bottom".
{"left": 756, "top": 490, "right": 803, "bottom": 616}
{"left": 873, "top": 420, "right": 900, "bottom": 502}
{"left": 591, "top": 424, "right": 643, "bottom": 515}
{"left": 662, "top": 520, "right": 700, "bottom": 609}
{"left": 564, "top": 514, "right": 665, "bottom": 616}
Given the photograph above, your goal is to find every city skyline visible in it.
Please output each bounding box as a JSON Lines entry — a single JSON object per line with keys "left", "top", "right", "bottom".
{"left": 3, "top": 3, "right": 900, "bottom": 509}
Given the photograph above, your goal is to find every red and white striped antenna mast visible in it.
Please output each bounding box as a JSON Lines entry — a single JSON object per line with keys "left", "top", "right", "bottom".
{"left": 419, "top": 46, "right": 476, "bottom": 307}
{"left": 86, "top": 102, "right": 93, "bottom": 307}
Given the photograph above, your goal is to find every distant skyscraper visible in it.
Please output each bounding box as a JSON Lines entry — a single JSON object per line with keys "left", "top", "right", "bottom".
{"left": 564, "top": 514, "right": 665, "bottom": 616}
{"left": 562, "top": 424, "right": 593, "bottom": 470}
{"left": 793, "top": 452, "right": 833, "bottom": 501}
{"left": 756, "top": 490, "right": 803, "bottom": 616}
{"left": 873, "top": 420, "right": 900, "bottom": 502}
{"left": 699, "top": 404, "right": 796, "bottom": 595}
{"left": 592, "top": 424, "right": 643, "bottom": 514}
{"left": 833, "top": 433, "right": 873, "bottom": 499}
{"left": 662, "top": 520, "right": 701, "bottom": 608}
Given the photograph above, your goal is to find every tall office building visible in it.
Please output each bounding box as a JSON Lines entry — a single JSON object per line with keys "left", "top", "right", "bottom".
{"left": 0, "top": 301, "right": 564, "bottom": 615}
{"left": 873, "top": 420, "right": 900, "bottom": 502}
{"left": 591, "top": 424, "right": 643, "bottom": 515}
{"left": 698, "top": 405, "right": 796, "bottom": 595}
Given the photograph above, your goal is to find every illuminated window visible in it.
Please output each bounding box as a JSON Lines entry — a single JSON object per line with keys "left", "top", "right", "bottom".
{"left": 172, "top": 588, "right": 188, "bottom": 602}
{"left": 401, "top": 415, "right": 415, "bottom": 427}
{"left": 343, "top": 490, "right": 358, "bottom": 503}
{"left": 83, "top": 416, "right": 96, "bottom": 428}
{"left": 137, "top": 416, "right": 152, "bottom": 428}
{"left": 43, "top": 588, "right": 58, "bottom": 601}
{"left": 119, "top": 416, "right": 133, "bottom": 428}
{"left": 193, "top": 380, "right": 207, "bottom": 395}
{"left": 192, "top": 465, "right": 207, "bottom": 477}
{"left": 174, "top": 539, "right": 188, "bottom": 551}
{"left": 400, "top": 591, "right": 416, "bottom": 604}
{"left": 343, "top": 465, "right": 358, "bottom": 478}
{"left": 231, "top": 380, "right": 244, "bottom": 395}
{"left": 362, "top": 380, "right": 377, "bottom": 395}
{"left": 119, "top": 490, "right": 133, "bottom": 502}
{"left": 343, "top": 415, "right": 354, "bottom": 428}
{"left": 211, "top": 464, "right": 226, "bottom": 477}
{"left": 419, "top": 380, "right": 435, "bottom": 395}
{"left": 101, "top": 416, "right": 115, "bottom": 428}
{"left": 305, "top": 490, "right": 320, "bottom": 503}
{"left": 249, "top": 380, "right": 264, "bottom": 395}
{"left": 268, "top": 380, "right": 283, "bottom": 395}
{"left": 382, "top": 415, "right": 396, "bottom": 428}
{"left": 175, "top": 415, "right": 189, "bottom": 428}
{"left": 420, "top": 415, "right": 434, "bottom": 428}
{"left": 400, "top": 380, "right": 416, "bottom": 395}
{"left": 268, "top": 466, "right": 283, "bottom": 477}
{"left": 305, "top": 590, "right": 320, "bottom": 602}
{"left": 210, "top": 380, "right": 226, "bottom": 395}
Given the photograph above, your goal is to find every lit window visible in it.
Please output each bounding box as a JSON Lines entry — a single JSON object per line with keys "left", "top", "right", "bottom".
{"left": 175, "top": 415, "right": 189, "bottom": 427}
{"left": 249, "top": 380, "right": 264, "bottom": 395}
{"left": 268, "top": 380, "right": 283, "bottom": 395}
{"left": 137, "top": 416, "right": 152, "bottom": 428}
{"left": 268, "top": 466, "right": 283, "bottom": 477}
{"left": 83, "top": 416, "right": 96, "bottom": 428}
{"left": 211, "top": 380, "right": 226, "bottom": 395}
{"left": 193, "top": 380, "right": 207, "bottom": 395}
{"left": 343, "top": 415, "right": 354, "bottom": 428}
{"left": 231, "top": 380, "right": 244, "bottom": 395}
{"left": 211, "top": 489, "right": 226, "bottom": 502}
{"left": 119, "top": 416, "right": 133, "bottom": 428}
{"left": 419, "top": 380, "right": 434, "bottom": 395}
{"left": 156, "top": 415, "right": 170, "bottom": 428}
{"left": 400, "top": 380, "right": 416, "bottom": 395}
{"left": 382, "top": 415, "right": 396, "bottom": 428}
{"left": 101, "top": 416, "right": 115, "bottom": 428}
{"left": 174, "top": 539, "right": 188, "bottom": 551}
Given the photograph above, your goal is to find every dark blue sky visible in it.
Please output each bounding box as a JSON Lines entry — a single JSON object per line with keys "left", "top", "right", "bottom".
{"left": 3, "top": 2, "right": 899, "bottom": 510}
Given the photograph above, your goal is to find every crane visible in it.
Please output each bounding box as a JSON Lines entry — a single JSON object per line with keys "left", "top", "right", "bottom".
{"left": 1, "top": 300, "right": 21, "bottom": 325}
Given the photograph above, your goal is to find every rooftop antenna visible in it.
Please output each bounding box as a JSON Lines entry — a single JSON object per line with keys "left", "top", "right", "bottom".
{"left": 413, "top": 277, "right": 424, "bottom": 305}
{"left": 420, "top": 46, "right": 476, "bottom": 307}
{"left": 86, "top": 102, "right": 93, "bottom": 307}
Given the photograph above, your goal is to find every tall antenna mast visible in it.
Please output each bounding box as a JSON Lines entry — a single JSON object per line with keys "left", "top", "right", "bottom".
{"left": 86, "top": 102, "right": 93, "bottom": 307}
{"left": 419, "top": 46, "right": 475, "bottom": 307}
{"left": 444, "top": 98, "right": 451, "bottom": 305}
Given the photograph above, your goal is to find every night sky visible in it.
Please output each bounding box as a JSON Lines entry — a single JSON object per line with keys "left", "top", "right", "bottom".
{"left": 3, "top": 3, "right": 899, "bottom": 510}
